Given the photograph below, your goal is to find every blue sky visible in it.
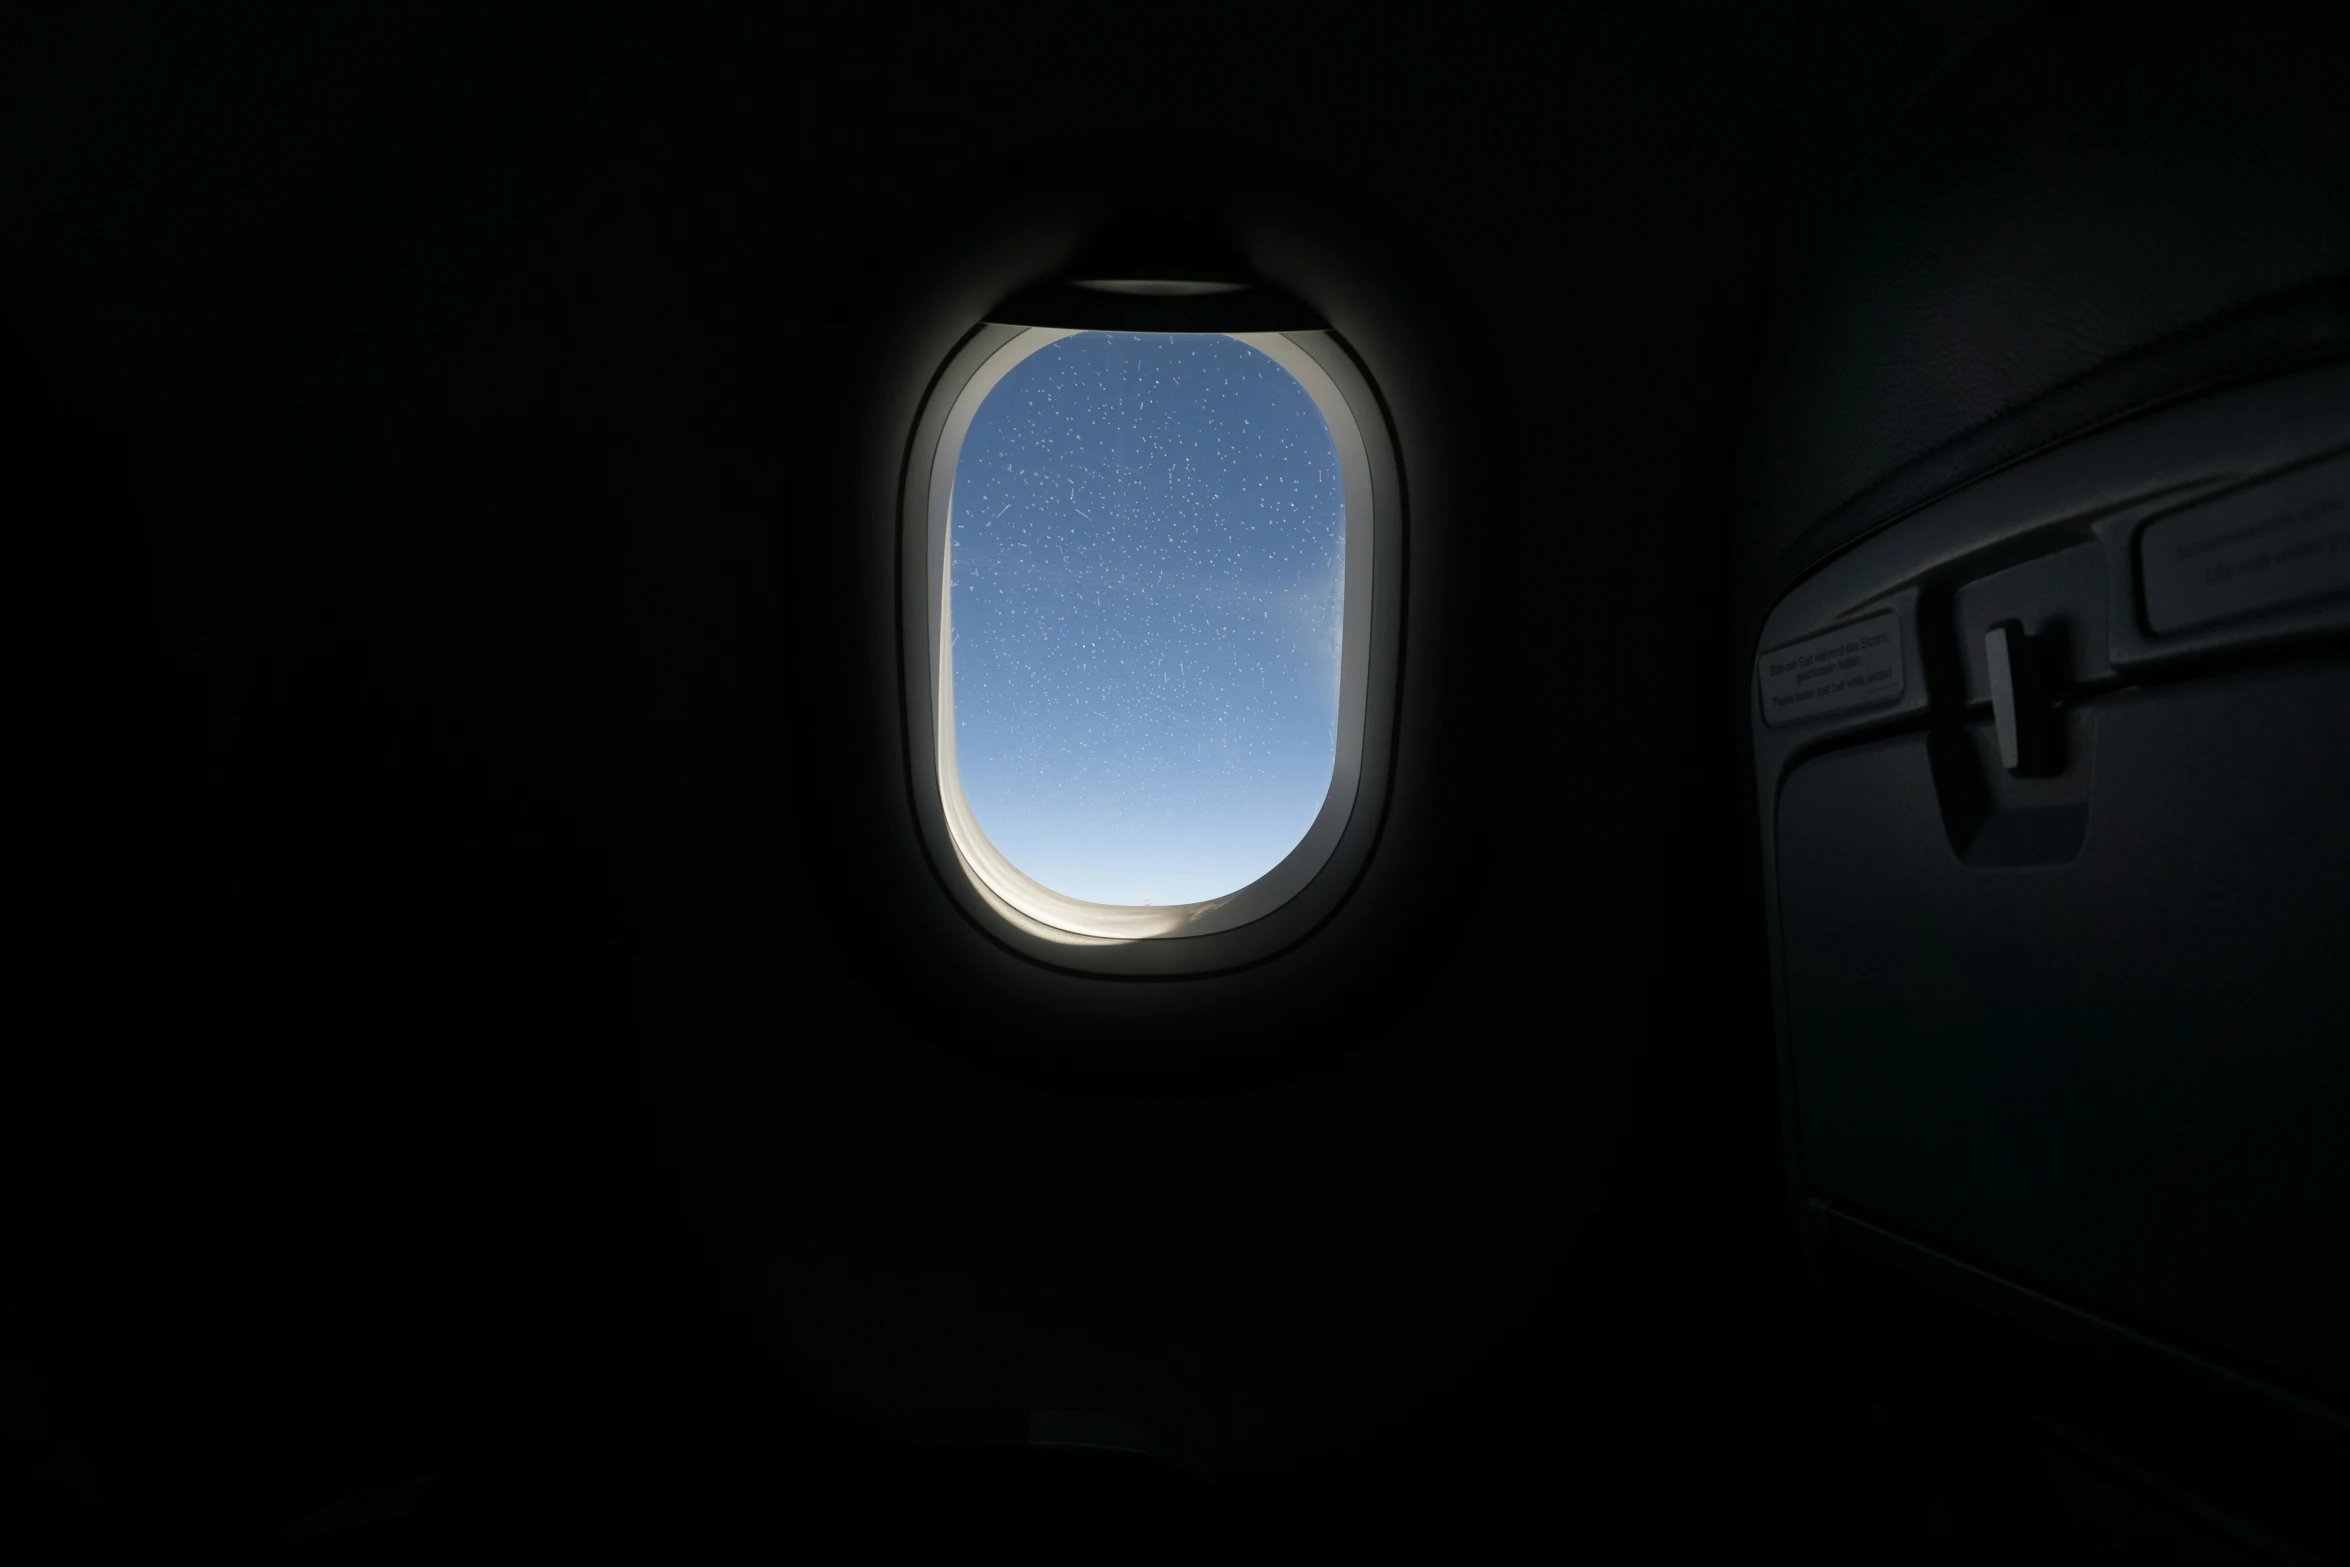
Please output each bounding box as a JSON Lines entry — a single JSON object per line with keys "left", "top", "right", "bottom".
{"left": 950, "top": 331, "right": 1344, "bottom": 907}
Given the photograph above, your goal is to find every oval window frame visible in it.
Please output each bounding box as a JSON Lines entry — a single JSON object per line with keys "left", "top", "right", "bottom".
{"left": 899, "top": 318, "right": 1403, "bottom": 977}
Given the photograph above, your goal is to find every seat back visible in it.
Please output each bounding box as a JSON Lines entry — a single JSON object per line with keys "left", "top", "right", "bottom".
{"left": 1743, "top": 4, "right": 2350, "bottom": 1558}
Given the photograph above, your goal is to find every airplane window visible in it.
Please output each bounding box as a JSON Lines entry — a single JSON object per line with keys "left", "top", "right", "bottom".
{"left": 947, "top": 331, "right": 1343, "bottom": 910}
{"left": 907, "top": 317, "right": 1394, "bottom": 961}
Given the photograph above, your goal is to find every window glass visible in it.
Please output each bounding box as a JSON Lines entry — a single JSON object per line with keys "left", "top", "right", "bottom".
{"left": 950, "top": 331, "right": 1345, "bottom": 907}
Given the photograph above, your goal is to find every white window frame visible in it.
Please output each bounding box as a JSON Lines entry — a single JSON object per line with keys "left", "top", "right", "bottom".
{"left": 899, "top": 322, "right": 1403, "bottom": 976}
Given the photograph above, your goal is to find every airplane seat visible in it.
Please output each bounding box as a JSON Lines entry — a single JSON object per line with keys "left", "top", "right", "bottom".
{"left": 1740, "top": 3, "right": 2350, "bottom": 1559}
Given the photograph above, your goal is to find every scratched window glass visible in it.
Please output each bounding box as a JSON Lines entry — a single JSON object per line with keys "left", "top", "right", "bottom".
{"left": 949, "top": 332, "right": 1344, "bottom": 907}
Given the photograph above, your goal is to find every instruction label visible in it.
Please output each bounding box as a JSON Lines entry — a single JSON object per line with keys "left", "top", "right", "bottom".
{"left": 1759, "top": 612, "right": 1904, "bottom": 728}
{"left": 2140, "top": 453, "right": 2350, "bottom": 634}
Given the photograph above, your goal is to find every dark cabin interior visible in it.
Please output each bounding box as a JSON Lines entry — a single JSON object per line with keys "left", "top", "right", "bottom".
{"left": 5, "top": 2, "right": 2348, "bottom": 1561}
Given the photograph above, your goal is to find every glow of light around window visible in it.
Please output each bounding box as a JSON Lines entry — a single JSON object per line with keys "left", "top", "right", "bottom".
{"left": 947, "top": 332, "right": 1344, "bottom": 909}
